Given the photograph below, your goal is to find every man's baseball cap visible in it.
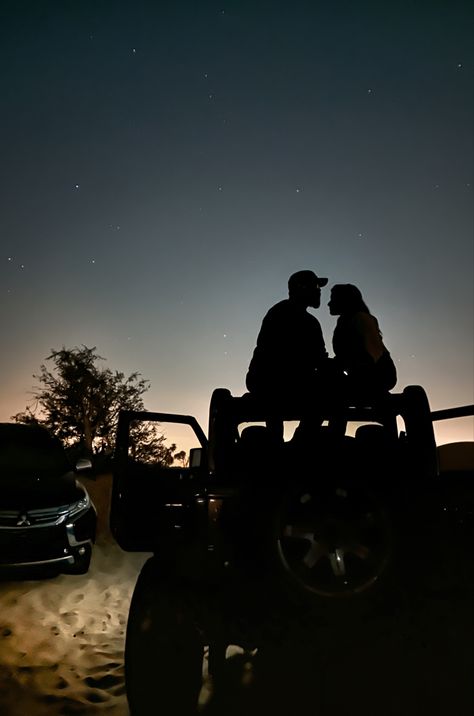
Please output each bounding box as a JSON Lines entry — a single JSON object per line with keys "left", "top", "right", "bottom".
{"left": 288, "top": 270, "right": 328, "bottom": 291}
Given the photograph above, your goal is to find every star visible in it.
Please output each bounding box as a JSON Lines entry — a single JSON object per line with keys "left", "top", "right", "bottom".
{"left": 74, "top": 184, "right": 80, "bottom": 190}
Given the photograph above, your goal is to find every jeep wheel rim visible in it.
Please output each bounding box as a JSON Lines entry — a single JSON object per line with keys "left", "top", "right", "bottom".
{"left": 276, "top": 484, "right": 391, "bottom": 598}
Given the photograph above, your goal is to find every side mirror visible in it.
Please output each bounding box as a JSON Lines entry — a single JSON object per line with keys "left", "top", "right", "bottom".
{"left": 189, "top": 447, "right": 203, "bottom": 468}
{"left": 75, "top": 457, "right": 93, "bottom": 472}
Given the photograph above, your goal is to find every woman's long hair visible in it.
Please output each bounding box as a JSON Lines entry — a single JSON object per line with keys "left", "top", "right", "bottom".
{"left": 331, "top": 284, "right": 371, "bottom": 314}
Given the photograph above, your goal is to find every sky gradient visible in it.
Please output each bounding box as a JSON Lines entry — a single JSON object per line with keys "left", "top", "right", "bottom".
{"left": 1, "top": 0, "right": 473, "bottom": 445}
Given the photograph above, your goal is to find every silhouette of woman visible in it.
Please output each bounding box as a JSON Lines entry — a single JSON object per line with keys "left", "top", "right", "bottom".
{"left": 328, "top": 284, "right": 397, "bottom": 402}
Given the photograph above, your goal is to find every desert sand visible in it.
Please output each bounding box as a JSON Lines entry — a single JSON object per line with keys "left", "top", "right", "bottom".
{"left": 0, "top": 472, "right": 473, "bottom": 716}
{"left": 0, "top": 473, "right": 149, "bottom": 716}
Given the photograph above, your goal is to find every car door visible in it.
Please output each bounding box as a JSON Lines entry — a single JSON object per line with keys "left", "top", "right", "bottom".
{"left": 110, "top": 410, "right": 207, "bottom": 551}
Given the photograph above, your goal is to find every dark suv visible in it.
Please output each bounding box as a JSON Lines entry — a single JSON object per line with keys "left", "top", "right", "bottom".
{"left": 111, "top": 387, "right": 473, "bottom": 715}
{"left": 0, "top": 423, "right": 97, "bottom": 574}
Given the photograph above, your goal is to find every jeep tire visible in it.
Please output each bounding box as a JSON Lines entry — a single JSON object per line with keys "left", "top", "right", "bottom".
{"left": 125, "top": 557, "right": 204, "bottom": 715}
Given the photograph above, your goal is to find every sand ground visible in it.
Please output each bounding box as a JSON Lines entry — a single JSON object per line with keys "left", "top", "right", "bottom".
{"left": 0, "top": 473, "right": 472, "bottom": 715}
{"left": 0, "top": 473, "right": 149, "bottom": 715}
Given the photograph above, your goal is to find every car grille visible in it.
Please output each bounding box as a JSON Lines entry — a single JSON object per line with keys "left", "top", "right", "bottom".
{"left": 0, "top": 505, "right": 70, "bottom": 528}
{"left": 0, "top": 525, "right": 70, "bottom": 563}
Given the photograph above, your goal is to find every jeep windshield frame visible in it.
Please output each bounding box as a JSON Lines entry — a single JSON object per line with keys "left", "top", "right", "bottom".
{"left": 115, "top": 410, "right": 208, "bottom": 455}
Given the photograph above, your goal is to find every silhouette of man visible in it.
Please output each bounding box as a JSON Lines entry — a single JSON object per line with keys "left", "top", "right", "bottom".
{"left": 246, "top": 270, "right": 330, "bottom": 436}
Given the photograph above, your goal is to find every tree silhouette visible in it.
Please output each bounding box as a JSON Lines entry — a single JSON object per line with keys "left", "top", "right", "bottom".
{"left": 12, "top": 346, "right": 176, "bottom": 464}
{"left": 173, "top": 450, "right": 188, "bottom": 467}
{"left": 129, "top": 419, "right": 177, "bottom": 466}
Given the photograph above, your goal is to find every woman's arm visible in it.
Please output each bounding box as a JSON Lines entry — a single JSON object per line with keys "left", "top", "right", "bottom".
{"left": 353, "top": 312, "right": 385, "bottom": 363}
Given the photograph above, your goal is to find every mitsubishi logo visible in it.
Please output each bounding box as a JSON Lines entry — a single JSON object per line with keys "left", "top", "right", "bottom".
{"left": 16, "top": 514, "right": 32, "bottom": 527}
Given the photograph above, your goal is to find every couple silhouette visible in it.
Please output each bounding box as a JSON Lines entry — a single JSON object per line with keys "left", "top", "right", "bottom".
{"left": 246, "top": 270, "right": 397, "bottom": 439}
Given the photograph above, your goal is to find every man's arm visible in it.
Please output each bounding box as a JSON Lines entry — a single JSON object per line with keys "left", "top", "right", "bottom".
{"left": 311, "top": 317, "right": 329, "bottom": 364}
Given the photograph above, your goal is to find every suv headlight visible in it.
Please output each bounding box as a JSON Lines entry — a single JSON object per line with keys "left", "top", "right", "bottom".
{"left": 67, "top": 490, "right": 91, "bottom": 517}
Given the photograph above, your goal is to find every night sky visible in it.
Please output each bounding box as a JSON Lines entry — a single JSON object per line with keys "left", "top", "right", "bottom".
{"left": 1, "top": 1, "right": 473, "bottom": 444}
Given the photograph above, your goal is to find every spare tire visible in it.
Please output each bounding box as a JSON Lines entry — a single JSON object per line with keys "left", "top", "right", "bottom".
{"left": 272, "top": 480, "right": 393, "bottom": 602}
